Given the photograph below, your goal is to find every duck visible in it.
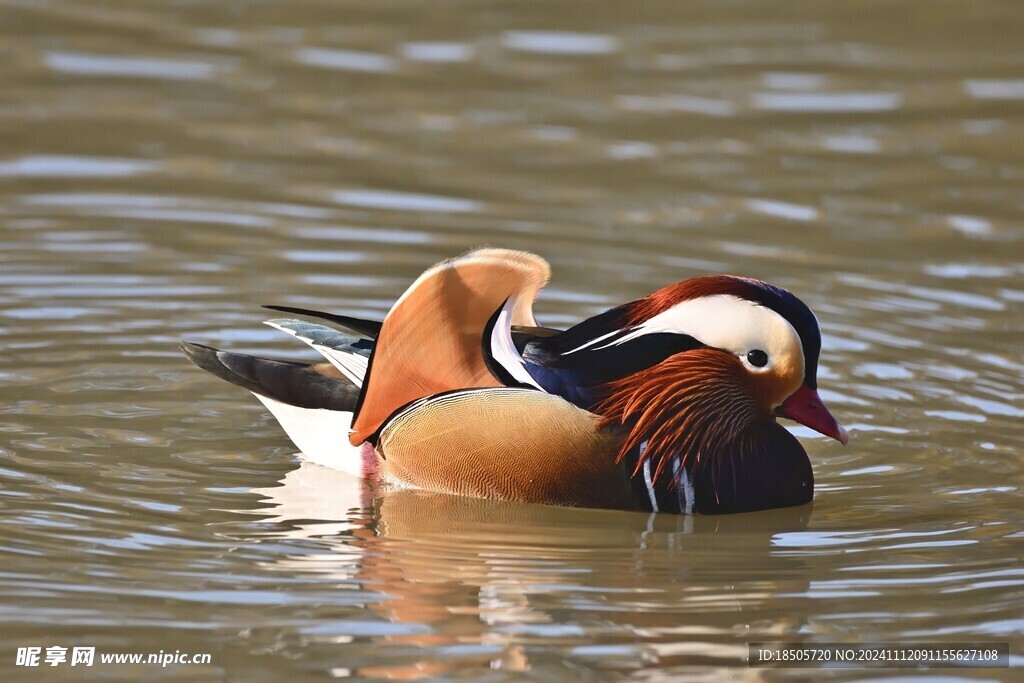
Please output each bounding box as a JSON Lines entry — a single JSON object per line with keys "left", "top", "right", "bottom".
{"left": 181, "top": 248, "right": 847, "bottom": 514}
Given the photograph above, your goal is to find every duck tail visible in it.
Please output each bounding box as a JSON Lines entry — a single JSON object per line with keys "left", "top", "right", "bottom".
{"left": 179, "top": 341, "right": 367, "bottom": 475}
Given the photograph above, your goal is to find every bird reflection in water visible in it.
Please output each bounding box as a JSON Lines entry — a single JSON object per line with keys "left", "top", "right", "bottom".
{"left": 246, "top": 459, "right": 814, "bottom": 677}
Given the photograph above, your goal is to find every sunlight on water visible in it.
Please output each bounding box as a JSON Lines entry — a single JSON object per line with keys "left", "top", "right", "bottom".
{"left": 502, "top": 31, "right": 621, "bottom": 55}
{"left": 45, "top": 51, "right": 222, "bottom": 80}
{"left": 331, "top": 189, "right": 483, "bottom": 213}
{"left": 752, "top": 91, "right": 903, "bottom": 112}
{"left": 399, "top": 42, "right": 476, "bottom": 64}
{"left": 0, "top": 156, "right": 158, "bottom": 178}
{"left": 294, "top": 47, "right": 398, "bottom": 74}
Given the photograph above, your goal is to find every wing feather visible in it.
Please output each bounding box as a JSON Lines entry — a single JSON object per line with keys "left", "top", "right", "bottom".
{"left": 349, "top": 249, "right": 550, "bottom": 444}
{"left": 264, "top": 318, "right": 372, "bottom": 386}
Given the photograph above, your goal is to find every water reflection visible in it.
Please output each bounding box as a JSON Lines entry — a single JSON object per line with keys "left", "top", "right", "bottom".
{"left": 249, "top": 460, "right": 813, "bottom": 676}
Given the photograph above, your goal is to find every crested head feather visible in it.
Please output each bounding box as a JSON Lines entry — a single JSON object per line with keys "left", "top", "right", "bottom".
{"left": 625, "top": 275, "right": 822, "bottom": 388}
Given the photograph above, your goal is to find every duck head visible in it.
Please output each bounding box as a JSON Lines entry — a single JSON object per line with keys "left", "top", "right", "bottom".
{"left": 530, "top": 275, "right": 847, "bottom": 513}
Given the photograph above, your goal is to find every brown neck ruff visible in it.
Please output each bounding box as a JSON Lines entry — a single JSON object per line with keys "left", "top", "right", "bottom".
{"left": 592, "top": 349, "right": 760, "bottom": 484}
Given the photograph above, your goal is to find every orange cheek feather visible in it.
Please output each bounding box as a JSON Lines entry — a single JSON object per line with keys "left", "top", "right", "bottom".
{"left": 593, "top": 349, "right": 760, "bottom": 483}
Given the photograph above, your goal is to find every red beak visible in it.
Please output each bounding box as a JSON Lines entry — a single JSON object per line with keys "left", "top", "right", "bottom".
{"left": 776, "top": 385, "right": 849, "bottom": 446}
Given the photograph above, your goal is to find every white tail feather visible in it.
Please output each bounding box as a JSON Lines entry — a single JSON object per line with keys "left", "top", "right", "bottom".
{"left": 264, "top": 320, "right": 367, "bottom": 386}
{"left": 253, "top": 394, "right": 365, "bottom": 476}
{"left": 313, "top": 347, "right": 368, "bottom": 386}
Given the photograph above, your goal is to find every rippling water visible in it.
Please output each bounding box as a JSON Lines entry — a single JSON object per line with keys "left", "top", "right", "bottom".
{"left": 1, "top": 0, "right": 1022, "bottom": 680}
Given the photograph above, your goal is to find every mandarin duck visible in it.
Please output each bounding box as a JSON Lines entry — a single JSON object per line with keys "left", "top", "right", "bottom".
{"left": 182, "top": 248, "right": 847, "bottom": 514}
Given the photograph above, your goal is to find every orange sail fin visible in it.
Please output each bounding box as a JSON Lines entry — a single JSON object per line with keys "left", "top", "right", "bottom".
{"left": 349, "top": 248, "right": 550, "bottom": 445}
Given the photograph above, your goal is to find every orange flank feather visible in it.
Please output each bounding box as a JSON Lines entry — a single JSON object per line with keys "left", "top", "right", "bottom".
{"left": 376, "top": 388, "right": 633, "bottom": 509}
{"left": 349, "top": 249, "right": 550, "bottom": 445}
{"left": 593, "top": 349, "right": 758, "bottom": 484}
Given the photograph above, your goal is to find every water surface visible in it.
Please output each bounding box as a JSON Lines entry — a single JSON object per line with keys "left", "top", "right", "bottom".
{"left": 1, "top": 0, "right": 1022, "bottom": 680}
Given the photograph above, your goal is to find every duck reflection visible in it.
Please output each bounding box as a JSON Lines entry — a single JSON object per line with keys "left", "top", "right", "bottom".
{"left": 249, "top": 460, "right": 813, "bottom": 677}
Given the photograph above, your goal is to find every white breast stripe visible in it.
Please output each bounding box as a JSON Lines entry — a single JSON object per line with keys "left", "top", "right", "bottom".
{"left": 678, "top": 466, "right": 695, "bottom": 514}
{"left": 314, "top": 346, "right": 368, "bottom": 387}
{"left": 489, "top": 298, "right": 542, "bottom": 388}
{"left": 640, "top": 442, "right": 658, "bottom": 512}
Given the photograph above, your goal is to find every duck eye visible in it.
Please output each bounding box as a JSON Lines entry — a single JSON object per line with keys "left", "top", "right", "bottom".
{"left": 746, "top": 349, "right": 768, "bottom": 368}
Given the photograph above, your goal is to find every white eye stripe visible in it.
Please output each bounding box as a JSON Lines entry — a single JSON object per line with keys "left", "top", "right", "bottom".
{"left": 607, "top": 294, "right": 805, "bottom": 375}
